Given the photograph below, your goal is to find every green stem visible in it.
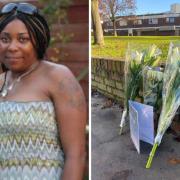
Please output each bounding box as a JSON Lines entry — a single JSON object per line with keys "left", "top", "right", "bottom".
{"left": 146, "top": 143, "right": 158, "bottom": 169}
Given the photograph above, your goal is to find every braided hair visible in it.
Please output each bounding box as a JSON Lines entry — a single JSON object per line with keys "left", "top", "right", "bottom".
{"left": 0, "top": 9, "right": 50, "bottom": 60}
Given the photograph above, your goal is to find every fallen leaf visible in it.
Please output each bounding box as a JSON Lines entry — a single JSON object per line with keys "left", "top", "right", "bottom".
{"left": 112, "top": 169, "right": 133, "bottom": 180}
{"left": 168, "top": 158, "right": 180, "bottom": 165}
{"left": 173, "top": 136, "right": 180, "bottom": 142}
{"left": 171, "top": 121, "right": 180, "bottom": 133}
{"left": 101, "top": 99, "right": 113, "bottom": 109}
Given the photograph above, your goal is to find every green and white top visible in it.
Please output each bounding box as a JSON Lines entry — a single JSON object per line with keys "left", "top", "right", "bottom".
{"left": 0, "top": 101, "right": 64, "bottom": 180}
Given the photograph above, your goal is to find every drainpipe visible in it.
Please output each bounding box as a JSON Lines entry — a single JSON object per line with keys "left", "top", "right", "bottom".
{"left": 175, "top": 26, "right": 179, "bottom": 36}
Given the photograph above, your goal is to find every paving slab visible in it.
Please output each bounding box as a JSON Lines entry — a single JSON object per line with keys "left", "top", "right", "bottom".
{"left": 91, "top": 93, "right": 180, "bottom": 180}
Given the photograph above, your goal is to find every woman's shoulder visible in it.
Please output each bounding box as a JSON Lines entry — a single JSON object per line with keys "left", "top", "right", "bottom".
{"left": 41, "top": 60, "right": 75, "bottom": 82}
{"left": 41, "top": 61, "right": 84, "bottom": 103}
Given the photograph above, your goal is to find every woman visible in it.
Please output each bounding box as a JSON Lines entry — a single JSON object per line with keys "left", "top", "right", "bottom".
{"left": 0, "top": 2, "right": 87, "bottom": 180}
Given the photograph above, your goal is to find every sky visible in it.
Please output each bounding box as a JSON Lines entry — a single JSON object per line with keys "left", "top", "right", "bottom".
{"left": 136, "top": 0, "right": 180, "bottom": 15}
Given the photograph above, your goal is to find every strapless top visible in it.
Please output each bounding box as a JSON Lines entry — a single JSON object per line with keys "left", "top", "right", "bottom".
{"left": 0, "top": 101, "right": 64, "bottom": 180}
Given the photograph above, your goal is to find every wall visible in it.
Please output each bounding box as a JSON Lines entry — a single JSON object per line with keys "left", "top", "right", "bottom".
{"left": 92, "top": 57, "right": 125, "bottom": 104}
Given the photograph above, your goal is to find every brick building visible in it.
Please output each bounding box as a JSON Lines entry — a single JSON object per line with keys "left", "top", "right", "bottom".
{"left": 103, "top": 3, "right": 180, "bottom": 36}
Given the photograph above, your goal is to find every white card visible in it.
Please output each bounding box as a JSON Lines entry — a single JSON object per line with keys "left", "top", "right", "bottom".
{"left": 129, "top": 100, "right": 154, "bottom": 153}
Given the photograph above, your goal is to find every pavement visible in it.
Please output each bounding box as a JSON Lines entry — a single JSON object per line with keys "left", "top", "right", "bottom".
{"left": 91, "top": 92, "right": 180, "bottom": 180}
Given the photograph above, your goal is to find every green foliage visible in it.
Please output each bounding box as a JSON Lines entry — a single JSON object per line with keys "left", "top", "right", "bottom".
{"left": 39, "top": 0, "right": 72, "bottom": 47}
{"left": 92, "top": 36, "right": 180, "bottom": 60}
{"left": 40, "top": 0, "right": 71, "bottom": 24}
{"left": 76, "top": 67, "right": 89, "bottom": 81}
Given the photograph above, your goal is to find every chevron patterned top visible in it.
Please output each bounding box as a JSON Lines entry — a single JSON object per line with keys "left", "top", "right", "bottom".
{"left": 0, "top": 101, "right": 64, "bottom": 180}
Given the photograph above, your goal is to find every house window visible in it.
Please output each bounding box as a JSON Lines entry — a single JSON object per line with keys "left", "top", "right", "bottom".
{"left": 148, "top": 18, "right": 158, "bottom": 24}
{"left": 119, "top": 19, "right": 127, "bottom": 26}
{"left": 138, "top": 19, "right": 142, "bottom": 25}
{"left": 134, "top": 19, "right": 142, "bottom": 25}
{"left": 166, "top": 17, "right": 175, "bottom": 23}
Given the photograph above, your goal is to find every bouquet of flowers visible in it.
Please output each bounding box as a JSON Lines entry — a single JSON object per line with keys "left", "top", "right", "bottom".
{"left": 146, "top": 43, "right": 180, "bottom": 168}
{"left": 119, "top": 44, "right": 162, "bottom": 134}
{"left": 143, "top": 66, "right": 163, "bottom": 111}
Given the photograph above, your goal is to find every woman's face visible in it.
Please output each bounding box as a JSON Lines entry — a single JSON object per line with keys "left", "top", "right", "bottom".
{"left": 0, "top": 19, "right": 38, "bottom": 72}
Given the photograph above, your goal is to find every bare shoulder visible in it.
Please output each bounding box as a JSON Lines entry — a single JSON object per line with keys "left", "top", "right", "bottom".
{"left": 41, "top": 60, "right": 81, "bottom": 94}
{"left": 41, "top": 61, "right": 74, "bottom": 82}
{"left": 42, "top": 61, "right": 86, "bottom": 109}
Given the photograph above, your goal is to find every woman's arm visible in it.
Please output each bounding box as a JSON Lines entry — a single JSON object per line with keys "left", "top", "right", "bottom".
{"left": 49, "top": 65, "right": 87, "bottom": 180}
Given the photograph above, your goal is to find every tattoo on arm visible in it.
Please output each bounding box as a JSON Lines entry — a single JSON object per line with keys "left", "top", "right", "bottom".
{"left": 59, "top": 78, "right": 86, "bottom": 110}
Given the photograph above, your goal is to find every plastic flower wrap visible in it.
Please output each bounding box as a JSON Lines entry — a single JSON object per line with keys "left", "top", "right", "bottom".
{"left": 119, "top": 44, "right": 162, "bottom": 134}
{"left": 146, "top": 43, "right": 180, "bottom": 168}
{"left": 143, "top": 66, "right": 163, "bottom": 111}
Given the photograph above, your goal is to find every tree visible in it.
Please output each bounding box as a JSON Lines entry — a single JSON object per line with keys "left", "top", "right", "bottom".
{"left": 100, "top": 0, "right": 136, "bottom": 36}
{"left": 91, "top": 0, "right": 104, "bottom": 46}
